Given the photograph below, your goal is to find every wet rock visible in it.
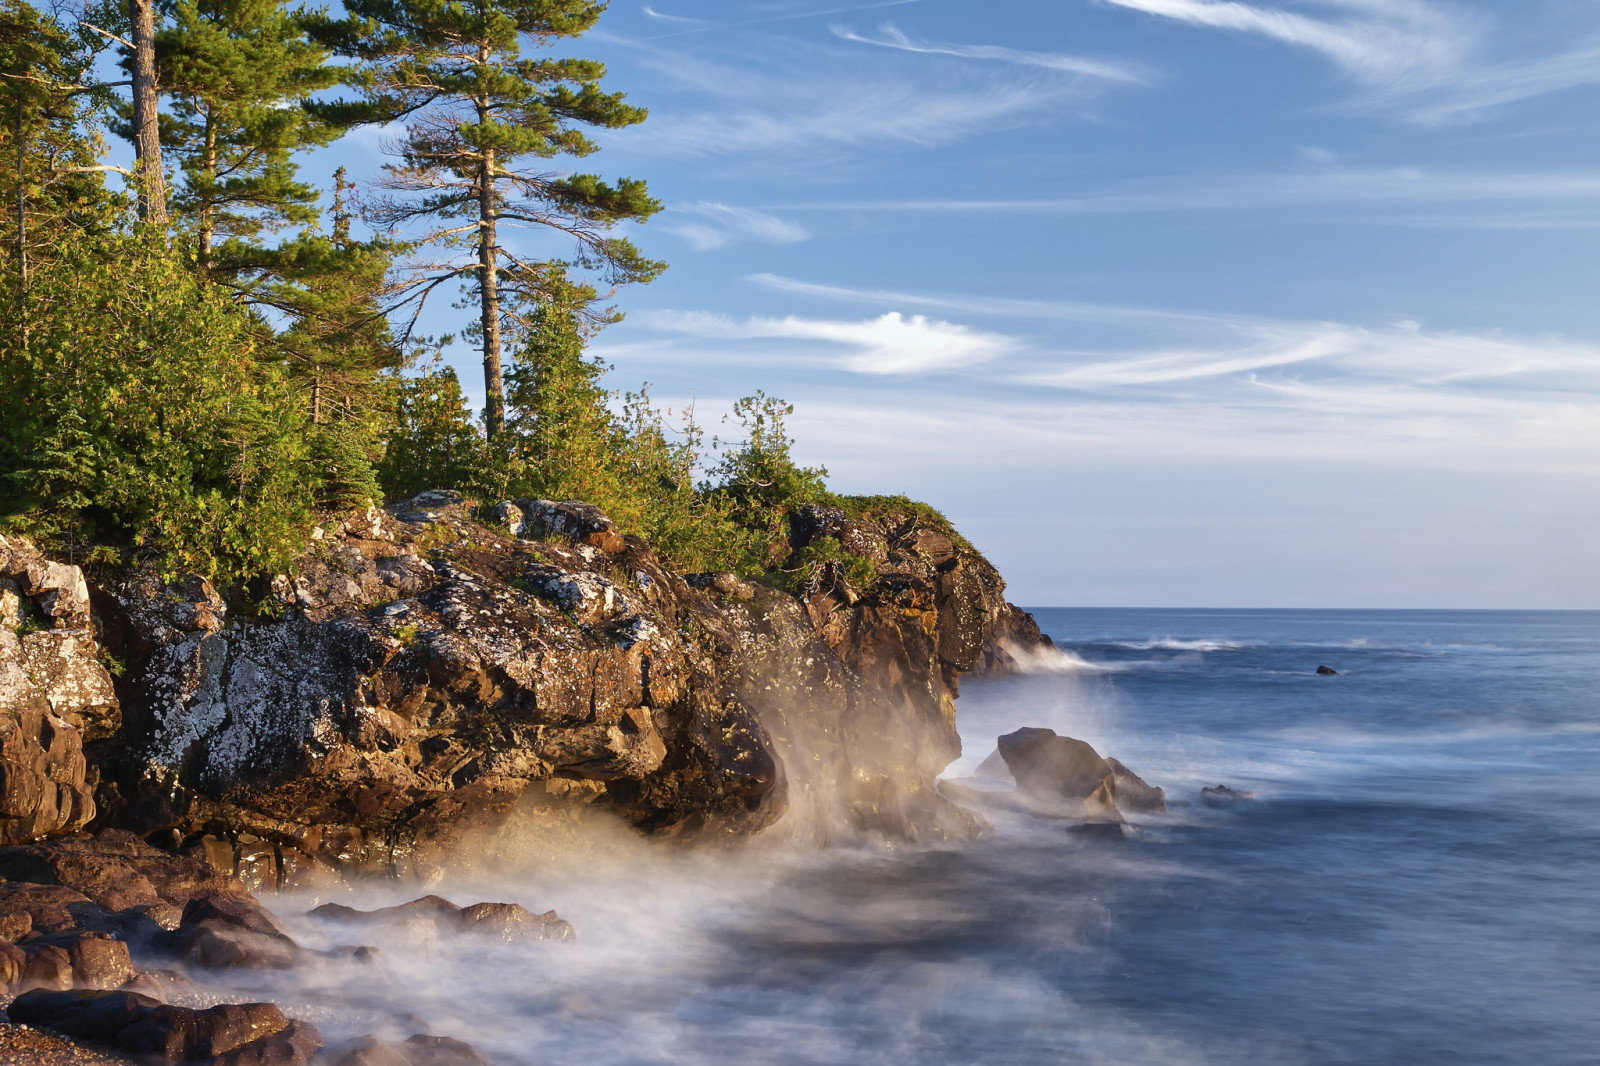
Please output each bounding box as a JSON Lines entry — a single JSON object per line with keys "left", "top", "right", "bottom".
{"left": 1106, "top": 758, "right": 1166, "bottom": 813}
{"left": 458, "top": 902, "right": 574, "bottom": 944}
{"left": 1201, "top": 784, "right": 1256, "bottom": 805}
{"left": 8, "top": 988, "right": 323, "bottom": 1065}
{"left": 310, "top": 896, "right": 574, "bottom": 944}
{"left": 1316, "top": 665, "right": 1340, "bottom": 676}
{"left": 16, "top": 930, "right": 137, "bottom": 991}
{"left": 0, "top": 830, "right": 254, "bottom": 914}
{"left": 331, "top": 1033, "right": 493, "bottom": 1066}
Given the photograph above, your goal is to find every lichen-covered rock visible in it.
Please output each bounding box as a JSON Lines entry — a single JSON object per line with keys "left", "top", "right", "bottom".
{"left": 60, "top": 492, "right": 1046, "bottom": 868}
{"left": 0, "top": 538, "right": 119, "bottom": 846}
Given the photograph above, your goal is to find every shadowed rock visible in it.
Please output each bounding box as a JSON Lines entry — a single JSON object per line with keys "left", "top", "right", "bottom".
{"left": 1201, "top": 784, "right": 1256, "bottom": 804}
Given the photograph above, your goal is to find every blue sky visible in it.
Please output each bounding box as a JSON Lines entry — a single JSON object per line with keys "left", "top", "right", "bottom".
{"left": 306, "top": 2, "right": 1600, "bottom": 606}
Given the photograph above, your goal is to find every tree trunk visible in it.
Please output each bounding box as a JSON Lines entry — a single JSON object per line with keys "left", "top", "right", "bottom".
{"left": 129, "top": 0, "right": 167, "bottom": 227}
{"left": 479, "top": 142, "right": 503, "bottom": 440}
{"left": 14, "top": 90, "right": 26, "bottom": 354}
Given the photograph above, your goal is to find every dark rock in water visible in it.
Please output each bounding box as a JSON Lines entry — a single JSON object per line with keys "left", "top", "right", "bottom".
{"left": 1201, "top": 785, "right": 1256, "bottom": 805}
{"left": 7, "top": 988, "right": 323, "bottom": 1064}
{"left": 310, "top": 896, "right": 574, "bottom": 944}
{"left": 1106, "top": 758, "right": 1166, "bottom": 813}
{"left": 1066, "top": 821, "right": 1130, "bottom": 841}
{"left": 332, "top": 1032, "right": 493, "bottom": 1066}
{"left": 996, "top": 728, "right": 1118, "bottom": 815}
{"left": 1316, "top": 665, "right": 1340, "bottom": 676}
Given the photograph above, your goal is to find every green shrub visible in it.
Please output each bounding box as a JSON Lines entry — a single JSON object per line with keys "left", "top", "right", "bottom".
{"left": 0, "top": 231, "right": 316, "bottom": 582}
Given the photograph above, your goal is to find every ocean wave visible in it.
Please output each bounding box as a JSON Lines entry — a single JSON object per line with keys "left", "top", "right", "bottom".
{"left": 1004, "top": 645, "right": 1121, "bottom": 673}
{"left": 1105, "top": 638, "right": 1247, "bottom": 653}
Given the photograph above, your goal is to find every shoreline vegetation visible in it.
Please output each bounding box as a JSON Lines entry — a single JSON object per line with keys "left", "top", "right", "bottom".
{"left": 0, "top": 3, "right": 1059, "bottom": 1060}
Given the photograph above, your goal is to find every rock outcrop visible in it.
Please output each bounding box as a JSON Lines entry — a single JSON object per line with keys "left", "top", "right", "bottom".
{"left": 0, "top": 537, "right": 118, "bottom": 846}
{"left": 58, "top": 494, "right": 1044, "bottom": 871}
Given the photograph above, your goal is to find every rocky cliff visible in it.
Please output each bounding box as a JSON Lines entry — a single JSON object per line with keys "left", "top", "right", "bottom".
{"left": 1, "top": 495, "right": 1050, "bottom": 884}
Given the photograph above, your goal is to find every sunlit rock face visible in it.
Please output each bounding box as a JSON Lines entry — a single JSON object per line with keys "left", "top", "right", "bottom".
{"left": 0, "top": 537, "right": 116, "bottom": 844}
{"left": 4, "top": 494, "right": 1045, "bottom": 880}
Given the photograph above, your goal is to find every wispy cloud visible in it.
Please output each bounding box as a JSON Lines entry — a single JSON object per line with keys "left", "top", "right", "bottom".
{"left": 768, "top": 167, "right": 1600, "bottom": 226}
{"left": 1101, "top": 0, "right": 1600, "bottom": 123}
{"left": 641, "top": 5, "right": 703, "bottom": 24}
{"left": 664, "top": 202, "right": 809, "bottom": 250}
{"left": 832, "top": 21, "right": 1149, "bottom": 83}
{"left": 645, "top": 310, "right": 1015, "bottom": 373}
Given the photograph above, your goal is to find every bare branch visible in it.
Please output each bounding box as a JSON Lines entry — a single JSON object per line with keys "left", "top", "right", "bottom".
{"left": 80, "top": 21, "right": 134, "bottom": 50}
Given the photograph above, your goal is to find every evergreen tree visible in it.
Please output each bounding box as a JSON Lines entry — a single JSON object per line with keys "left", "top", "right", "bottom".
{"left": 154, "top": 0, "right": 347, "bottom": 278}
{"left": 374, "top": 354, "right": 485, "bottom": 500}
{"left": 1, "top": 0, "right": 122, "bottom": 336}
{"left": 338, "top": 0, "right": 664, "bottom": 439}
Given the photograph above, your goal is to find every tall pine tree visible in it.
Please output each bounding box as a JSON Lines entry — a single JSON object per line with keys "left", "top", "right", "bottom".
{"left": 155, "top": 0, "right": 347, "bottom": 278}
{"left": 339, "top": 0, "right": 664, "bottom": 439}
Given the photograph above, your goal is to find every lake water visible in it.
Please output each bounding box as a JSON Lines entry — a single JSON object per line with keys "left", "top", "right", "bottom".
{"left": 266, "top": 608, "right": 1600, "bottom": 1065}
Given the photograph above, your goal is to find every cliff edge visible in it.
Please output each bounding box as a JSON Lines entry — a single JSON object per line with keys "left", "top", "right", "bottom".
{"left": 1, "top": 495, "right": 1050, "bottom": 884}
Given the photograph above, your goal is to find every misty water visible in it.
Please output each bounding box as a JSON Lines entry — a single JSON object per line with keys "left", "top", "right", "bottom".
{"left": 241, "top": 609, "right": 1599, "bottom": 1065}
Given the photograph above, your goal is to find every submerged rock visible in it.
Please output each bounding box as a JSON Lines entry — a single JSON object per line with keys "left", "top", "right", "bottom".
{"left": 1201, "top": 785, "right": 1256, "bottom": 804}
{"left": 330, "top": 1033, "right": 493, "bottom": 1066}
{"left": 308, "top": 895, "right": 574, "bottom": 944}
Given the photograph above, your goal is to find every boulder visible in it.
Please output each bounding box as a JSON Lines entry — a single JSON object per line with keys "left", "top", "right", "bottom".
{"left": 1316, "top": 665, "right": 1340, "bottom": 676}
{"left": 1200, "top": 784, "right": 1256, "bottom": 805}
{"left": 996, "top": 728, "right": 1116, "bottom": 807}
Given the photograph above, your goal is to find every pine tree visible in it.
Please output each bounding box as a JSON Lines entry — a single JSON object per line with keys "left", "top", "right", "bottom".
{"left": 0, "top": 0, "right": 121, "bottom": 355}
{"left": 339, "top": 0, "right": 664, "bottom": 440}
{"left": 154, "top": 0, "right": 348, "bottom": 279}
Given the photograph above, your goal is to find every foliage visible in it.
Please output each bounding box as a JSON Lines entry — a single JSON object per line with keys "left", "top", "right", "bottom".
{"left": 0, "top": 231, "right": 316, "bottom": 581}
{"left": 0, "top": 0, "right": 123, "bottom": 304}
{"left": 374, "top": 353, "right": 486, "bottom": 501}
{"left": 706, "top": 391, "right": 834, "bottom": 567}
{"left": 837, "top": 494, "right": 973, "bottom": 553}
{"left": 151, "top": 0, "right": 349, "bottom": 277}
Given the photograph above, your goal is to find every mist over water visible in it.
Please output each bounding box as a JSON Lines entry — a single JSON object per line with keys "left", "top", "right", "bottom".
{"left": 234, "top": 610, "right": 1600, "bottom": 1065}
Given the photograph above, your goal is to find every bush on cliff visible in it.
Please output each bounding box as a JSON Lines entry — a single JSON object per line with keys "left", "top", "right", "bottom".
{"left": 0, "top": 232, "right": 316, "bottom": 580}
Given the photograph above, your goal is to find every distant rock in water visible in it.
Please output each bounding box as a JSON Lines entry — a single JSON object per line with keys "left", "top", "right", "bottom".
{"left": 1201, "top": 785, "right": 1256, "bottom": 805}
{"left": 1316, "top": 665, "right": 1340, "bottom": 676}
{"left": 994, "top": 728, "right": 1165, "bottom": 818}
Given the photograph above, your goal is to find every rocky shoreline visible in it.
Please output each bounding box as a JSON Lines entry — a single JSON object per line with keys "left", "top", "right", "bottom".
{"left": 0, "top": 493, "right": 1055, "bottom": 1062}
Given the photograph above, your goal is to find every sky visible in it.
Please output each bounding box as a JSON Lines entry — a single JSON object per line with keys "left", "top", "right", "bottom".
{"left": 290, "top": 2, "right": 1600, "bottom": 606}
